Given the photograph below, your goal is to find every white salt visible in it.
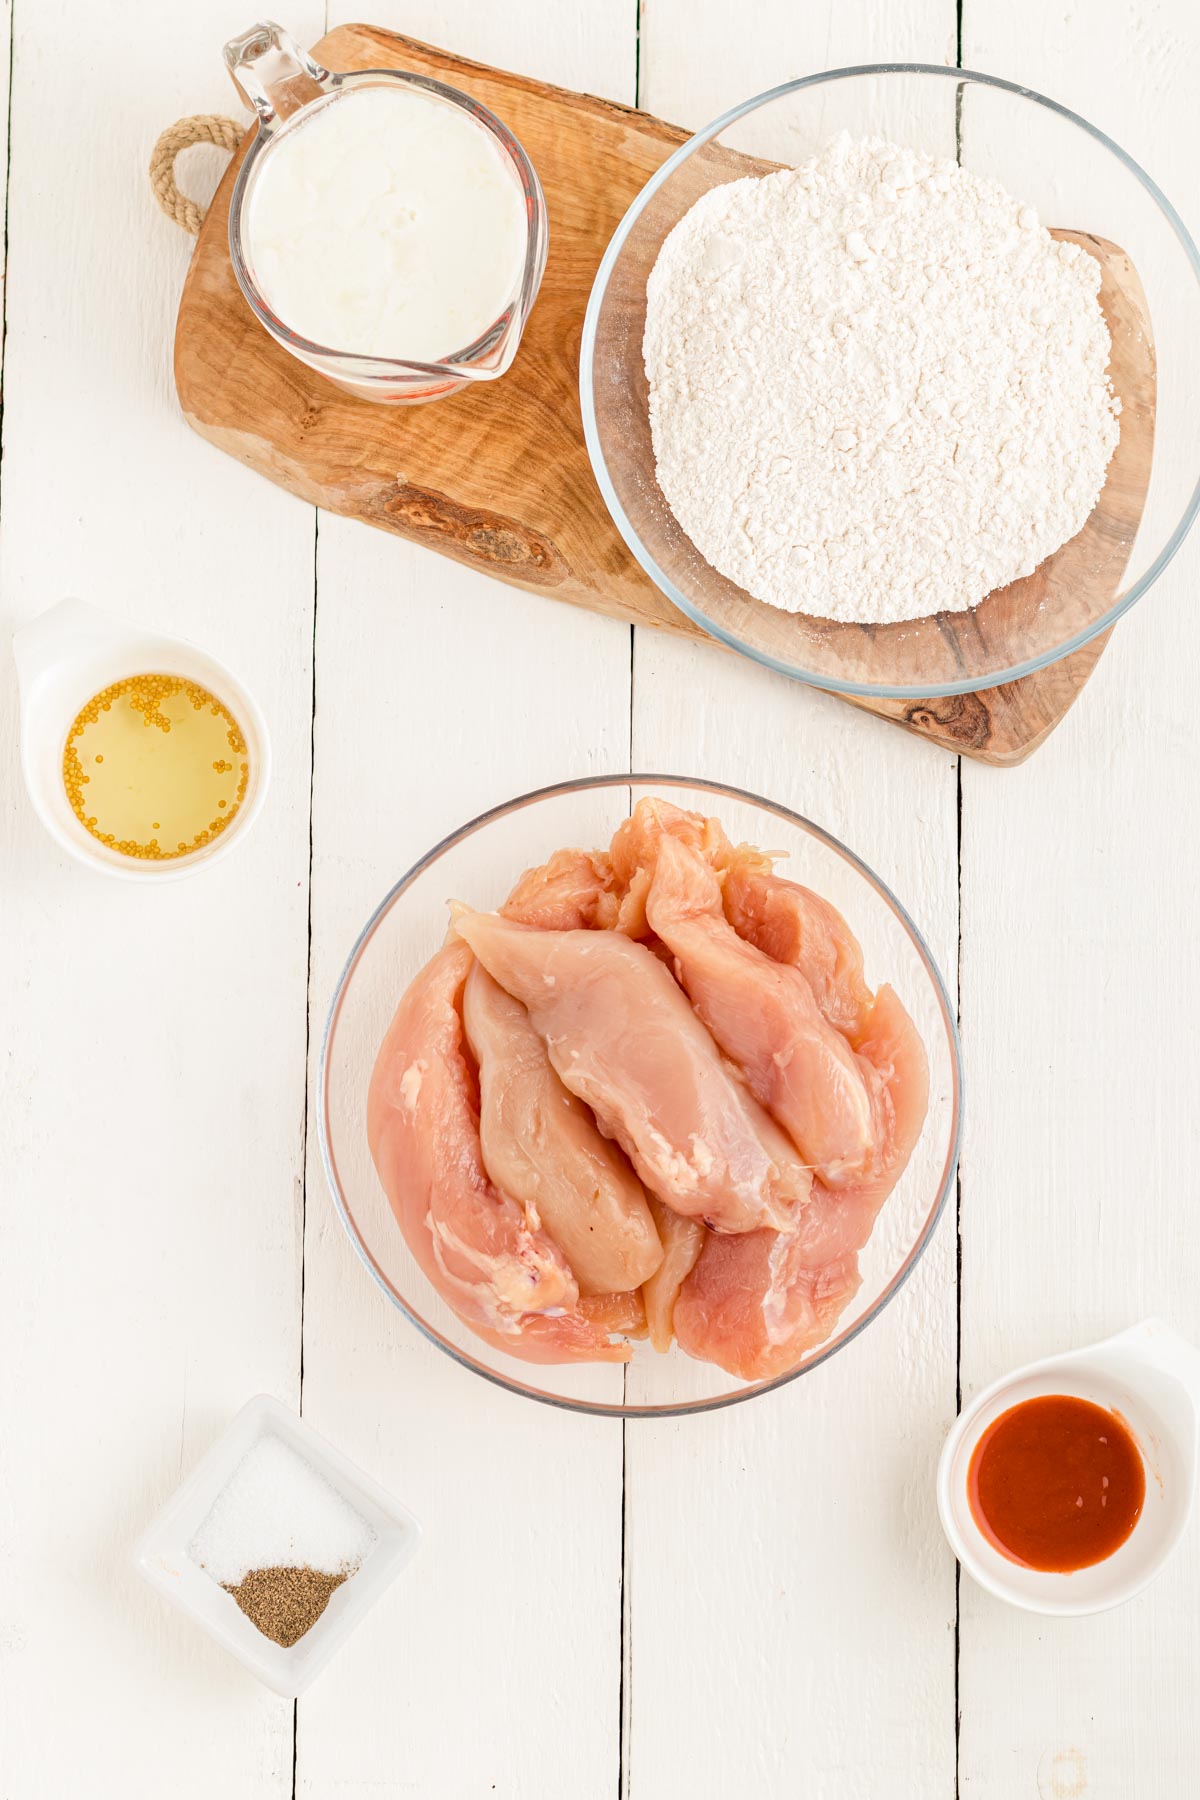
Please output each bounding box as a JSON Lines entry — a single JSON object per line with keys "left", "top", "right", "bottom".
{"left": 188, "top": 1433, "right": 376, "bottom": 1586}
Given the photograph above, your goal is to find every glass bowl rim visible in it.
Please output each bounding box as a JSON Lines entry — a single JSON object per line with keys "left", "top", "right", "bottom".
{"left": 228, "top": 66, "right": 546, "bottom": 380}
{"left": 316, "top": 772, "right": 965, "bottom": 1420}
{"left": 579, "top": 62, "right": 1200, "bottom": 700}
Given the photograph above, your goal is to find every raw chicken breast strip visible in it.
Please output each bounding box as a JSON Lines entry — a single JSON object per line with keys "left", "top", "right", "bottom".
{"left": 674, "top": 1231, "right": 862, "bottom": 1382}
{"left": 367, "top": 941, "right": 629, "bottom": 1365}
{"left": 723, "top": 858, "right": 874, "bottom": 1040}
{"left": 462, "top": 960, "right": 663, "bottom": 1296}
{"left": 452, "top": 908, "right": 810, "bottom": 1235}
{"left": 645, "top": 832, "right": 876, "bottom": 1181}
{"left": 610, "top": 797, "right": 734, "bottom": 939}
{"left": 610, "top": 796, "right": 734, "bottom": 889}
{"left": 674, "top": 982, "right": 931, "bottom": 1380}
{"left": 581, "top": 1289, "right": 648, "bottom": 1336}
{"left": 834, "top": 981, "right": 931, "bottom": 1216}
{"left": 503, "top": 846, "right": 621, "bottom": 931}
{"left": 640, "top": 1197, "right": 707, "bottom": 1353}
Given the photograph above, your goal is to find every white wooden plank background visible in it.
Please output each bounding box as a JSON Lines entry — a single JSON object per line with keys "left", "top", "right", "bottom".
{"left": 957, "top": 4, "right": 1200, "bottom": 1797}
{"left": 0, "top": 2, "right": 1196, "bottom": 1797}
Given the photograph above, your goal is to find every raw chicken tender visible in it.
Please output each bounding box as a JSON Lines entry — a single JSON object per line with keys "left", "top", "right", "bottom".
{"left": 645, "top": 833, "right": 876, "bottom": 1181}
{"left": 462, "top": 960, "right": 663, "bottom": 1296}
{"left": 581, "top": 1289, "right": 649, "bottom": 1336}
{"left": 641, "top": 1197, "right": 707, "bottom": 1353}
{"left": 673, "top": 983, "right": 930, "bottom": 1379}
{"left": 841, "top": 981, "right": 931, "bottom": 1212}
{"left": 610, "top": 797, "right": 734, "bottom": 938}
{"left": 367, "top": 941, "right": 628, "bottom": 1364}
{"left": 452, "top": 908, "right": 810, "bottom": 1234}
{"left": 611, "top": 797, "right": 734, "bottom": 888}
{"left": 724, "top": 858, "right": 874, "bottom": 1040}
{"left": 721, "top": 851, "right": 929, "bottom": 1202}
{"left": 674, "top": 1230, "right": 861, "bottom": 1381}
{"left": 503, "top": 846, "right": 621, "bottom": 931}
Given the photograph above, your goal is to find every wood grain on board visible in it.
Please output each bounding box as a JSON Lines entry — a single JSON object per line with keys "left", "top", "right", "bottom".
{"left": 176, "top": 22, "right": 1153, "bottom": 765}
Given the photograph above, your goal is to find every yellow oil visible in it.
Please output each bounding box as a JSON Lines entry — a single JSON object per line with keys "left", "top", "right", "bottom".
{"left": 62, "top": 673, "right": 249, "bottom": 861}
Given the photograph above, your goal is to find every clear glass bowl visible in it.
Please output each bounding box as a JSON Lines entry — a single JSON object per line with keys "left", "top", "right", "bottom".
{"left": 318, "top": 776, "right": 962, "bottom": 1418}
{"left": 581, "top": 66, "right": 1200, "bottom": 698}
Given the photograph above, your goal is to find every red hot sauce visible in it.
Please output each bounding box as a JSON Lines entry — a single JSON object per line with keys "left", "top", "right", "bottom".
{"left": 967, "top": 1393, "right": 1145, "bottom": 1572}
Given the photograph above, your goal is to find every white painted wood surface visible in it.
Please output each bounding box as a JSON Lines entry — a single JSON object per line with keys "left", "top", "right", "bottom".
{"left": 957, "top": 6, "right": 1200, "bottom": 1798}
{"left": 0, "top": 3, "right": 1196, "bottom": 1798}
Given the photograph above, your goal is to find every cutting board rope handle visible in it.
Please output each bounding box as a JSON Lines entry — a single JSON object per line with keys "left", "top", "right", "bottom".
{"left": 150, "top": 116, "right": 242, "bottom": 235}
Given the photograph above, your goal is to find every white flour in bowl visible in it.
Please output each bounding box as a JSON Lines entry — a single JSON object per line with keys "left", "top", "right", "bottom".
{"left": 643, "top": 133, "right": 1121, "bottom": 625}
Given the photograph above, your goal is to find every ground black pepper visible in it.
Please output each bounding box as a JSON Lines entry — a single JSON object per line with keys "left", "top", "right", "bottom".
{"left": 224, "top": 1564, "right": 350, "bottom": 1647}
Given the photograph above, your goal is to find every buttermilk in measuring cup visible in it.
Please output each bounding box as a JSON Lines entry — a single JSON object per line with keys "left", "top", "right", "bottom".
{"left": 244, "top": 83, "right": 529, "bottom": 361}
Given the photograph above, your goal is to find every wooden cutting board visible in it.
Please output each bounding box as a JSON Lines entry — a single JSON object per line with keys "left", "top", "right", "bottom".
{"left": 175, "top": 23, "right": 1154, "bottom": 766}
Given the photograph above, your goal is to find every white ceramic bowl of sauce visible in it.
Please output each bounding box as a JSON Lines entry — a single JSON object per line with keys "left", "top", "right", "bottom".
{"left": 937, "top": 1318, "right": 1200, "bottom": 1615}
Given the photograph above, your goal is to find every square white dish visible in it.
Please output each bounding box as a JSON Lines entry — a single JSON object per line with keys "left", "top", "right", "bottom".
{"left": 133, "top": 1393, "right": 421, "bottom": 1695}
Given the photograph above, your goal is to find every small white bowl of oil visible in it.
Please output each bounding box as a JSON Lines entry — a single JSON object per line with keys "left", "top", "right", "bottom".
{"left": 13, "top": 599, "right": 271, "bottom": 881}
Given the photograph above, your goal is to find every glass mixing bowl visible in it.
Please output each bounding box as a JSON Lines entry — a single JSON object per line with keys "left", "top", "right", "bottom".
{"left": 318, "top": 776, "right": 962, "bottom": 1418}
{"left": 581, "top": 66, "right": 1200, "bottom": 698}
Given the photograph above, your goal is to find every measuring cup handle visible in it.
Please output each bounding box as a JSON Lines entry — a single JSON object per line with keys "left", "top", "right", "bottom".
{"left": 223, "top": 20, "right": 331, "bottom": 133}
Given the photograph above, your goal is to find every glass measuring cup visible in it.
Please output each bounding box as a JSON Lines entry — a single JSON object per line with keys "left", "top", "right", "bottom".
{"left": 222, "top": 22, "right": 549, "bottom": 404}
